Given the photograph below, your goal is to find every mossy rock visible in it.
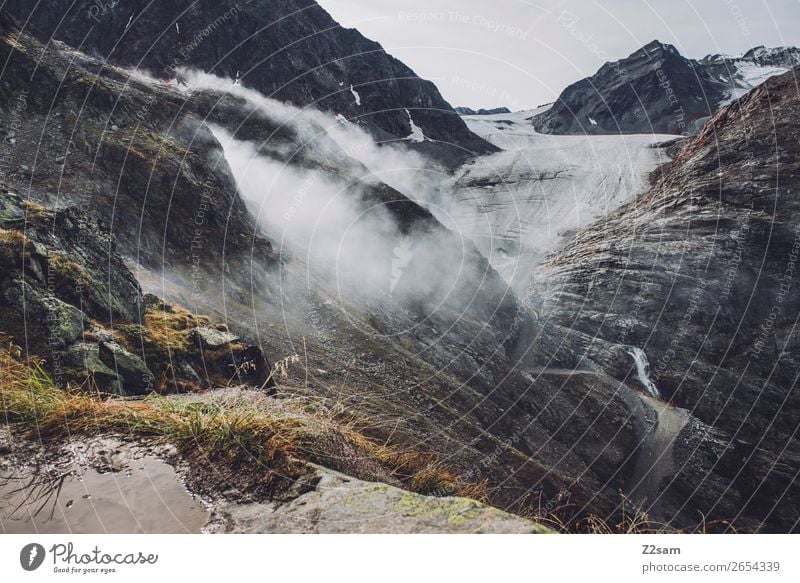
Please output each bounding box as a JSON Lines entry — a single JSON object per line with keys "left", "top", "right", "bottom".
{"left": 215, "top": 466, "right": 554, "bottom": 534}
{"left": 98, "top": 341, "right": 154, "bottom": 395}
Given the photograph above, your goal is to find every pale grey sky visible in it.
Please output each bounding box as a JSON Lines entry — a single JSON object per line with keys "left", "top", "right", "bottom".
{"left": 317, "top": 0, "right": 800, "bottom": 109}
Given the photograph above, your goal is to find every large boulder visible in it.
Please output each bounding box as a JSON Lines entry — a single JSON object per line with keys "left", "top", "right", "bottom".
{"left": 63, "top": 342, "right": 125, "bottom": 395}
{"left": 98, "top": 341, "right": 155, "bottom": 395}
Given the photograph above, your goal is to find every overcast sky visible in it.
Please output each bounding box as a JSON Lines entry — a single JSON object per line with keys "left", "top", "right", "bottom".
{"left": 317, "top": 0, "right": 800, "bottom": 109}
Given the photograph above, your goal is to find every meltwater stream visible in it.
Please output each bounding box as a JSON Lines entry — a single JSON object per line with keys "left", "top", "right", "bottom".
{"left": 626, "top": 347, "right": 661, "bottom": 398}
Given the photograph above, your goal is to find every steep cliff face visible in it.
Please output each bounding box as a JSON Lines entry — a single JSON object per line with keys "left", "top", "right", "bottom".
{"left": 4, "top": 0, "right": 495, "bottom": 166}
{"left": 533, "top": 40, "right": 799, "bottom": 136}
{"left": 535, "top": 68, "right": 800, "bottom": 531}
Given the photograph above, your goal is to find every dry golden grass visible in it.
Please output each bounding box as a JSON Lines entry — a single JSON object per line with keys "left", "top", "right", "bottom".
{"left": 1, "top": 336, "right": 691, "bottom": 530}
{"left": 507, "top": 489, "right": 680, "bottom": 534}
{"left": 19, "top": 198, "right": 48, "bottom": 217}
{"left": 0, "top": 336, "right": 297, "bottom": 494}
{"left": 48, "top": 252, "right": 90, "bottom": 284}
{"left": 115, "top": 302, "right": 219, "bottom": 392}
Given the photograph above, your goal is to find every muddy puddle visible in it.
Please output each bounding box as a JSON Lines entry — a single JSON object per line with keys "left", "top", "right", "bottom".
{"left": 0, "top": 441, "right": 210, "bottom": 534}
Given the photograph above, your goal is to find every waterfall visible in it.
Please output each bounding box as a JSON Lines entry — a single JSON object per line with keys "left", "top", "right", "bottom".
{"left": 626, "top": 347, "right": 660, "bottom": 398}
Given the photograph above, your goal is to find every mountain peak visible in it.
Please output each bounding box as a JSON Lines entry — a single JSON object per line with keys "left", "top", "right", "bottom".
{"left": 638, "top": 39, "right": 681, "bottom": 58}
{"left": 740, "top": 45, "right": 800, "bottom": 67}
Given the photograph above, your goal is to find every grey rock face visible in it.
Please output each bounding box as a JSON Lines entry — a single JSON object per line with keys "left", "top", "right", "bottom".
{"left": 98, "top": 341, "right": 154, "bottom": 395}
{"left": 1, "top": 278, "right": 87, "bottom": 352}
{"left": 0, "top": 189, "right": 274, "bottom": 395}
{"left": 0, "top": 189, "right": 139, "bottom": 348}
{"left": 190, "top": 326, "right": 239, "bottom": 350}
{"left": 64, "top": 342, "right": 125, "bottom": 395}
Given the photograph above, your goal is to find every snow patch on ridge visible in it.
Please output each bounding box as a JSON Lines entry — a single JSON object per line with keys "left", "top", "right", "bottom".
{"left": 720, "top": 57, "right": 795, "bottom": 104}
{"left": 404, "top": 109, "right": 426, "bottom": 143}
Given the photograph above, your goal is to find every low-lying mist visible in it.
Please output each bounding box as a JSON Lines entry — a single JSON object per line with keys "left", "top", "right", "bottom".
{"left": 211, "top": 124, "right": 401, "bottom": 297}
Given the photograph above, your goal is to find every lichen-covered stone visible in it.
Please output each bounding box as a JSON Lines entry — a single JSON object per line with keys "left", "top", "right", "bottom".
{"left": 0, "top": 278, "right": 86, "bottom": 352}
{"left": 210, "top": 467, "right": 552, "bottom": 534}
{"left": 64, "top": 342, "right": 124, "bottom": 395}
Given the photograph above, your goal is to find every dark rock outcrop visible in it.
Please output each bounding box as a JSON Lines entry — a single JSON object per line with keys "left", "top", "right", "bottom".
{"left": 454, "top": 107, "right": 512, "bottom": 116}
{"left": 535, "top": 68, "right": 800, "bottom": 532}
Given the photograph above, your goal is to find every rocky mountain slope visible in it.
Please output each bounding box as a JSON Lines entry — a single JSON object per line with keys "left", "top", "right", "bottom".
{"left": 701, "top": 45, "right": 800, "bottom": 100}
{"left": 0, "top": 9, "right": 269, "bottom": 286}
{"left": 3, "top": 0, "right": 495, "bottom": 167}
{"left": 454, "top": 106, "right": 512, "bottom": 116}
{"left": 533, "top": 67, "right": 800, "bottom": 532}
{"left": 533, "top": 40, "right": 799, "bottom": 135}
